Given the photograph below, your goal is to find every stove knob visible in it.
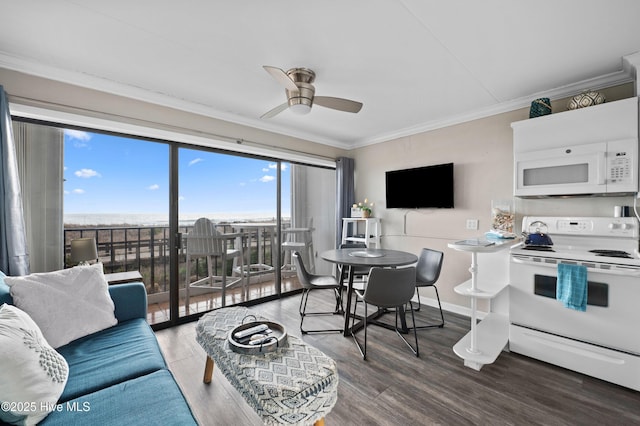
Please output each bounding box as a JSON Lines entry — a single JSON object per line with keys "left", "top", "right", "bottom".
{"left": 608, "top": 223, "right": 620, "bottom": 230}
{"left": 621, "top": 223, "right": 633, "bottom": 230}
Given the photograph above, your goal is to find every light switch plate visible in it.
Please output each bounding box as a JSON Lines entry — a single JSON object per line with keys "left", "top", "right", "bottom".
{"left": 466, "top": 219, "right": 479, "bottom": 230}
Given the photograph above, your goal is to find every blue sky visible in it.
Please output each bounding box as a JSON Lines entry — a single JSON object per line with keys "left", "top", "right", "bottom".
{"left": 64, "top": 129, "right": 291, "bottom": 218}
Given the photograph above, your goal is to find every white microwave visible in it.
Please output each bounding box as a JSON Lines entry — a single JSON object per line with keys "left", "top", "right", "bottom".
{"left": 514, "top": 138, "right": 638, "bottom": 197}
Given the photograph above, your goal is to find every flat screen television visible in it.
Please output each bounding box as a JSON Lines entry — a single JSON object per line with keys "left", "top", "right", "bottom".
{"left": 385, "top": 163, "right": 454, "bottom": 208}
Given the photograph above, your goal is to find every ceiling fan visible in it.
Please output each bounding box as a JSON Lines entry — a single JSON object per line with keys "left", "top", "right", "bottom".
{"left": 261, "top": 66, "right": 363, "bottom": 119}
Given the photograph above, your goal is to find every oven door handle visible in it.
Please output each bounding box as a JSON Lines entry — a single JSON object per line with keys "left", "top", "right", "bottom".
{"left": 511, "top": 255, "right": 640, "bottom": 277}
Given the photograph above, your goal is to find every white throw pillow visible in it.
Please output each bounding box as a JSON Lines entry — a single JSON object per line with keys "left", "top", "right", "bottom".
{"left": 5, "top": 263, "right": 117, "bottom": 348}
{"left": 0, "top": 303, "right": 69, "bottom": 426}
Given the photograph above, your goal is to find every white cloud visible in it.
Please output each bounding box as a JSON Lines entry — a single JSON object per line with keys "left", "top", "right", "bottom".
{"left": 75, "top": 168, "right": 101, "bottom": 178}
{"left": 64, "top": 129, "right": 91, "bottom": 141}
{"left": 262, "top": 167, "right": 269, "bottom": 172}
{"left": 259, "top": 175, "right": 275, "bottom": 183}
{"left": 147, "top": 184, "right": 160, "bottom": 190}
{"left": 189, "top": 158, "right": 204, "bottom": 166}
{"left": 72, "top": 189, "right": 85, "bottom": 194}
{"left": 65, "top": 129, "right": 92, "bottom": 148}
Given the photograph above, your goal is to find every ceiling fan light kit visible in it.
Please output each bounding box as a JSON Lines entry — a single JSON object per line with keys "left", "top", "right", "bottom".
{"left": 261, "top": 65, "right": 363, "bottom": 119}
{"left": 289, "top": 102, "right": 312, "bottom": 115}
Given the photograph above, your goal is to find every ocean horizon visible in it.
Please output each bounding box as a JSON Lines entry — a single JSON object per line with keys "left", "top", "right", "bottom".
{"left": 64, "top": 212, "right": 288, "bottom": 226}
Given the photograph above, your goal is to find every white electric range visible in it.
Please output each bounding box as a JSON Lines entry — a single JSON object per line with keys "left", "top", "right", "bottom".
{"left": 509, "top": 216, "right": 640, "bottom": 391}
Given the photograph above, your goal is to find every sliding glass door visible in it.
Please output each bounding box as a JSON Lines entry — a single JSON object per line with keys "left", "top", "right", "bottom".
{"left": 62, "top": 131, "right": 172, "bottom": 324}
{"left": 177, "top": 147, "right": 285, "bottom": 318}
{"left": 13, "top": 117, "right": 336, "bottom": 327}
{"left": 283, "top": 163, "right": 336, "bottom": 278}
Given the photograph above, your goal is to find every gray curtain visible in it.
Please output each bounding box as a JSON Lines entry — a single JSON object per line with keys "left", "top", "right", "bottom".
{"left": 335, "top": 157, "right": 355, "bottom": 248}
{"left": 0, "top": 85, "right": 30, "bottom": 275}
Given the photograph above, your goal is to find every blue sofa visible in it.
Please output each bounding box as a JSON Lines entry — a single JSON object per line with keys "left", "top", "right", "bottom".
{"left": 0, "top": 281, "right": 198, "bottom": 426}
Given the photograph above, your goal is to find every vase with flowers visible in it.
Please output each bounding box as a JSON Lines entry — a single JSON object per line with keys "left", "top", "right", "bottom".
{"left": 353, "top": 199, "right": 374, "bottom": 218}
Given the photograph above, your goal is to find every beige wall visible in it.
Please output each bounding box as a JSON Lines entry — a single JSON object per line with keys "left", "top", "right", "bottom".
{"left": 352, "top": 111, "right": 519, "bottom": 311}
{"left": 351, "top": 83, "right": 637, "bottom": 313}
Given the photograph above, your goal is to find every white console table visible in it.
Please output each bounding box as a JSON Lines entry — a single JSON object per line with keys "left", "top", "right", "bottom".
{"left": 341, "top": 218, "right": 381, "bottom": 248}
{"left": 448, "top": 238, "right": 515, "bottom": 371}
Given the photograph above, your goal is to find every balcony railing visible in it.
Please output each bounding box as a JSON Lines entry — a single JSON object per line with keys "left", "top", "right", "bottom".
{"left": 63, "top": 222, "right": 283, "bottom": 296}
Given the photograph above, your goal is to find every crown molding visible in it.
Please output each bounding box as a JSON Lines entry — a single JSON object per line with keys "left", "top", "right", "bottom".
{"left": 0, "top": 53, "right": 349, "bottom": 149}
{"left": 622, "top": 51, "right": 640, "bottom": 97}
{"left": 1, "top": 52, "right": 634, "bottom": 152}
{"left": 351, "top": 67, "right": 635, "bottom": 149}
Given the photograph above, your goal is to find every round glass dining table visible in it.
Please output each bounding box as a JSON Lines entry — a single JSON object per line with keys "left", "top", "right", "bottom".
{"left": 321, "top": 248, "right": 418, "bottom": 336}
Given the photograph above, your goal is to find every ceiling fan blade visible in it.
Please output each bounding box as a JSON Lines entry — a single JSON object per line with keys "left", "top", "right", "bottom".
{"left": 260, "top": 102, "right": 289, "bottom": 119}
{"left": 314, "top": 96, "right": 363, "bottom": 113}
{"left": 263, "top": 66, "right": 298, "bottom": 91}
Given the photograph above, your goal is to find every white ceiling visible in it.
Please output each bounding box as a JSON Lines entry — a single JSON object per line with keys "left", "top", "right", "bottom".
{"left": 1, "top": 1, "right": 640, "bottom": 149}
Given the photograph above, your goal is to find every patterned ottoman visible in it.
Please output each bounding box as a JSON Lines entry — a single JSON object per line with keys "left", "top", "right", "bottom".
{"left": 195, "top": 307, "right": 338, "bottom": 426}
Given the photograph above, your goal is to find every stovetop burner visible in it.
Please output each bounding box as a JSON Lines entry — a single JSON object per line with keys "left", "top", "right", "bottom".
{"left": 513, "top": 216, "right": 640, "bottom": 267}
{"left": 589, "top": 249, "right": 634, "bottom": 259}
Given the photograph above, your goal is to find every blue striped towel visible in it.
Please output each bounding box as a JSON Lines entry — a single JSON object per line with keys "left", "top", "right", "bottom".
{"left": 556, "top": 263, "right": 588, "bottom": 311}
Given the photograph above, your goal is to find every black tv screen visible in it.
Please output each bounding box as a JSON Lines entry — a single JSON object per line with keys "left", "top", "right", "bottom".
{"left": 385, "top": 163, "right": 454, "bottom": 208}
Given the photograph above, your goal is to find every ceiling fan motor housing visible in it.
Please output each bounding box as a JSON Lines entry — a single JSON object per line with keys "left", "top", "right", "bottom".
{"left": 286, "top": 67, "right": 316, "bottom": 84}
{"left": 260, "top": 65, "right": 362, "bottom": 118}
{"left": 285, "top": 68, "right": 316, "bottom": 108}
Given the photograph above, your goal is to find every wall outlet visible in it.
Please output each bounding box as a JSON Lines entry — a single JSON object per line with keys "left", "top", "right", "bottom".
{"left": 466, "top": 219, "right": 479, "bottom": 230}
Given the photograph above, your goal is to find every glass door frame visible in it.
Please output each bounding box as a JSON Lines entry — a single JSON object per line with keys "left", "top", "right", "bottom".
{"left": 164, "top": 145, "right": 290, "bottom": 328}
{"left": 11, "top": 113, "right": 328, "bottom": 330}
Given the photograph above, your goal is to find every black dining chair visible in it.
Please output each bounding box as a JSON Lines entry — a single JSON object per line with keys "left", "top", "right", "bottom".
{"left": 411, "top": 248, "right": 445, "bottom": 329}
{"left": 292, "top": 251, "right": 343, "bottom": 334}
{"left": 351, "top": 266, "right": 419, "bottom": 360}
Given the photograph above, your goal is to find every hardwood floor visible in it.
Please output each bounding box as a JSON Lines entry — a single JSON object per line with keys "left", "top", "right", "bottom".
{"left": 155, "top": 290, "right": 640, "bottom": 425}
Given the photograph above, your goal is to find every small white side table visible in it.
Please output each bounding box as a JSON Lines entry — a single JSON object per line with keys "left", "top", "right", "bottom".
{"left": 447, "top": 238, "right": 516, "bottom": 371}
{"left": 341, "top": 218, "right": 381, "bottom": 248}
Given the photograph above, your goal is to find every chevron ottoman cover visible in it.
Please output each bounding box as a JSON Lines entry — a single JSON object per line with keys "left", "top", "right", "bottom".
{"left": 196, "top": 306, "right": 338, "bottom": 425}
